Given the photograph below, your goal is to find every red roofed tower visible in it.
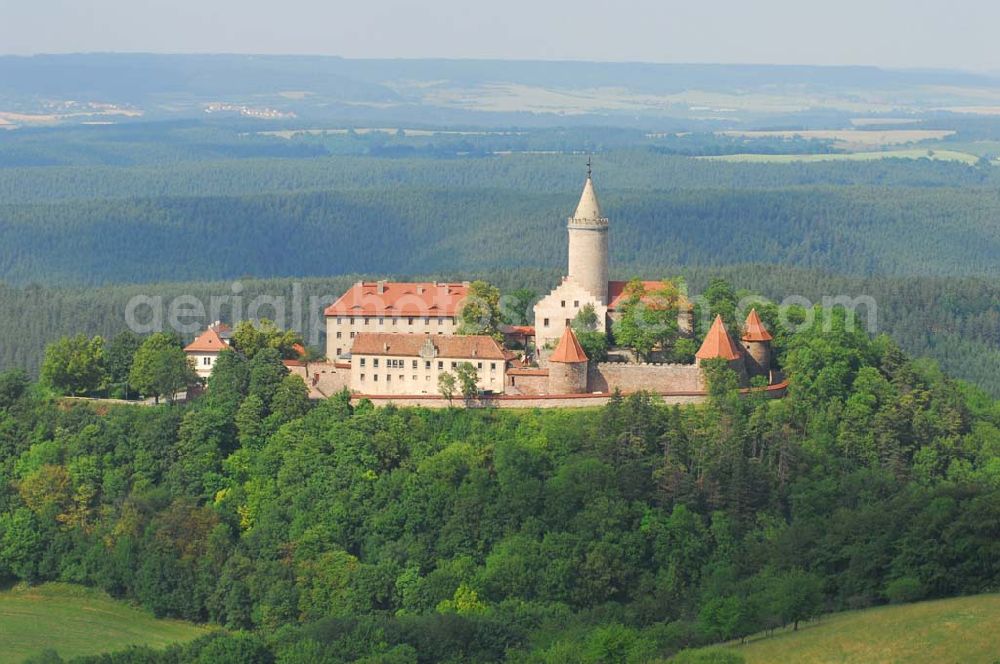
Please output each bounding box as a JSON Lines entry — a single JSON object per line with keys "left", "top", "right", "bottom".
{"left": 548, "top": 326, "right": 589, "bottom": 394}
{"left": 696, "top": 315, "right": 742, "bottom": 362}
{"left": 741, "top": 308, "right": 773, "bottom": 378}
{"left": 696, "top": 315, "right": 747, "bottom": 384}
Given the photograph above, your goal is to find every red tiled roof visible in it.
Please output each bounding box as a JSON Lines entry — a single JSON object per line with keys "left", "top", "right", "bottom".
{"left": 283, "top": 359, "right": 305, "bottom": 368}
{"left": 501, "top": 324, "right": 535, "bottom": 336}
{"left": 696, "top": 315, "right": 743, "bottom": 361}
{"left": 324, "top": 281, "right": 469, "bottom": 318}
{"left": 550, "top": 326, "right": 589, "bottom": 363}
{"left": 742, "top": 308, "right": 773, "bottom": 342}
{"left": 351, "top": 332, "right": 505, "bottom": 360}
{"left": 184, "top": 325, "right": 231, "bottom": 353}
{"left": 607, "top": 280, "right": 692, "bottom": 312}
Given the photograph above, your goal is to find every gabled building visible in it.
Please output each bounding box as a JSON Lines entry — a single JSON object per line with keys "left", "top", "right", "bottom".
{"left": 350, "top": 332, "right": 505, "bottom": 396}
{"left": 184, "top": 321, "right": 232, "bottom": 379}
{"left": 324, "top": 281, "right": 470, "bottom": 361}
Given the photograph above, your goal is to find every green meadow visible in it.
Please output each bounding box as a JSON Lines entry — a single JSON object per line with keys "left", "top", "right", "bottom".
{"left": 0, "top": 583, "right": 209, "bottom": 663}
{"left": 708, "top": 594, "right": 1000, "bottom": 663}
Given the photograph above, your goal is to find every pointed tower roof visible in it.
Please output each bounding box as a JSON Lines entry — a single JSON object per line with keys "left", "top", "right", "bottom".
{"left": 742, "top": 308, "right": 773, "bottom": 342}
{"left": 696, "top": 315, "right": 743, "bottom": 361}
{"left": 573, "top": 176, "right": 603, "bottom": 220}
{"left": 550, "top": 326, "right": 589, "bottom": 363}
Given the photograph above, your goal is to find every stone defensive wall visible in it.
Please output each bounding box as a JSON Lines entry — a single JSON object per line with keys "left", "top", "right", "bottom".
{"left": 588, "top": 362, "right": 704, "bottom": 394}
{"left": 350, "top": 380, "right": 788, "bottom": 410}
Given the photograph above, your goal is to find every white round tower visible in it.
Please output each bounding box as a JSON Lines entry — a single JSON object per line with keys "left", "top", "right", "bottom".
{"left": 567, "top": 167, "right": 609, "bottom": 304}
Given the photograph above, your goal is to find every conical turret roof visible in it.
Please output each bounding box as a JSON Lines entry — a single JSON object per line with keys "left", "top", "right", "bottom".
{"left": 573, "top": 176, "right": 603, "bottom": 220}
{"left": 742, "top": 308, "right": 773, "bottom": 342}
{"left": 550, "top": 326, "right": 589, "bottom": 363}
{"left": 696, "top": 315, "right": 743, "bottom": 361}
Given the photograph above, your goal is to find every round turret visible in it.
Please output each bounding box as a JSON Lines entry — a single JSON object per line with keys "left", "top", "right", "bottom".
{"left": 740, "top": 308, "right": 773, "bottom": 378}
{"left": 548, "top": 326, "right": 589, "bottom": 394}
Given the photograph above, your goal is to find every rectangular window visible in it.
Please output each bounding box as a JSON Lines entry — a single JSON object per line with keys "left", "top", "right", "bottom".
{"left": 336, "top": 348, "right": 342, "bottom": 357}
{"left": 336, "top": 331, "right": 342, "bottom": 339}
{"left": 203, "top": 357, "right": 211, "bottom": 365}
{"left": 574, "top": 300, "right": 579, "bottom": 307}
{"left": 363, "top": 319, "right": 369, "bottom": 326}
{"left": 424, "top": 317, "right": 430, "bottom": 325}
{"left": 408, "top": 318, "right": 414, "bottom": 326}
{"left": 349, "top": 317, "right": 354, "bottom": 325}
{"left": 561, "top": 300, "right": 566, "bottom": 307}
{"left": 378, "top": 318, "right": 384, "bottom": 326}
{"left": 360, "top": 373, "right": 365, "bottom": 382}
{"left": 337, "top": 317, "right": 343, "bottom": 324}
{"left": 386, "top": 374, "right": 391, "bottom": 381}
{"left": 412, "top": 375, "right": 417, "bottom": 382}
{"left": 350, "top": 331, "right": 355, "bottom": 338}
{"left": 490, "top": 362, "right": 496, "bottom": 370}
{"left": 477, "top": 362, "right": 482, "bottom": 369}
{"left": 566, "top": 318, "right": 571, "bottom": 327}
{"left": 360, "top": 358, "right": 366, "bottom": 367}
{"left": 373, "top": 359, "right": 379, "bottom": 368}
{"left": 438, "top": 361, "right": 444, "bottom": 370}
{"left": 412, "top": 360, "right": 418, "bottom": 369}
{"left": 544, "top": 318, "right": 550, "bottom": 327}
{"left": 451, "top": 362, "right": 457, "bottom": 369}
{"left": 425, "top": 361, "right": 431, "bottom": 369}
{"left": 373, "top": 374, "right": 378, "bottom": 382}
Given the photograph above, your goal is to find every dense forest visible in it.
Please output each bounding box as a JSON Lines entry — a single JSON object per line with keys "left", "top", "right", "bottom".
{"left": 2, "top": 308, "right": 1000, "bottom": 662}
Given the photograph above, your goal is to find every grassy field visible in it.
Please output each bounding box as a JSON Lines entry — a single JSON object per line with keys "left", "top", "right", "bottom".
{"left": 699, "top": 149, "right": 981, "bottom": 164}
{"left": 0, "top": 582, "right": 210, "bottom": 663}
{"left": 717, "top": 594, "right": 1000, "bottom": 663}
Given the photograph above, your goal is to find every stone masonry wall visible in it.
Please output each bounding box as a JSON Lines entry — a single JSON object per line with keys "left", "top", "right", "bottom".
{"left": 589, "top": 362, "right": 704, "bottom": 394}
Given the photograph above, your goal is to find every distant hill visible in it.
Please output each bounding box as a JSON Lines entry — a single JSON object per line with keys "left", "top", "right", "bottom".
{"left": 4, "top": 53, "right": 1000, "bottom": 127}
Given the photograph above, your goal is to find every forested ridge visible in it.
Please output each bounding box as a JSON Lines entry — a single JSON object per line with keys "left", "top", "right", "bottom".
{"left": 1, "top": 311, "right": 1000, "bottom": 662}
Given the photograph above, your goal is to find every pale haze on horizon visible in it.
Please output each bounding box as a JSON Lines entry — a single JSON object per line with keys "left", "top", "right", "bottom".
{"left": 2, "top": 0, "right": 999, "bottom": 71}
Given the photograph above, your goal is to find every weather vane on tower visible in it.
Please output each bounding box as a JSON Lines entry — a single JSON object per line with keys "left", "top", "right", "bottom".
{"left": 587, "top": 154, "right": 592, "bottom": 178}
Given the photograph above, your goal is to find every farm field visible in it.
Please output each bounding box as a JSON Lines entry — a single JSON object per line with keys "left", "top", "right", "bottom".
{"left": 0, "top": 583, "right": 210, "bottom": 663}
{"left": 716, "top": 128, "right": 956, "bottom": 147}
{"left": 700, "top": 148, "right": 980, "bottom": 164}
{"left": 712, "top": 594, "right": 1000, "bottom": 664}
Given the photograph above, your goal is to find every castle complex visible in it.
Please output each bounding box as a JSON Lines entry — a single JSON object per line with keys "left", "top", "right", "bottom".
{"left": 188, "top": 168, "right": 784, "bottom": 404}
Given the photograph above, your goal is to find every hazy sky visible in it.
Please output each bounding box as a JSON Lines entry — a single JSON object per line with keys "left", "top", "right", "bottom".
{"left": 3, "top": 0, "right": 998, "bottom": 71}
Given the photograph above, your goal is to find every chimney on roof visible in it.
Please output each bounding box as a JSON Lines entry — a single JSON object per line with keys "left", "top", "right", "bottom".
{"left": 377, "top": 280, "right": 386, "bottom": 295}
{"left": 417, "top": 285, "right": 425, "bottom": 295}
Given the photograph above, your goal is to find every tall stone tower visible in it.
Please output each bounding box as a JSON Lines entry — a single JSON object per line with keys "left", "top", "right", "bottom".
{"left": 567, "top": 165, "right": 609, "bottom": 304}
